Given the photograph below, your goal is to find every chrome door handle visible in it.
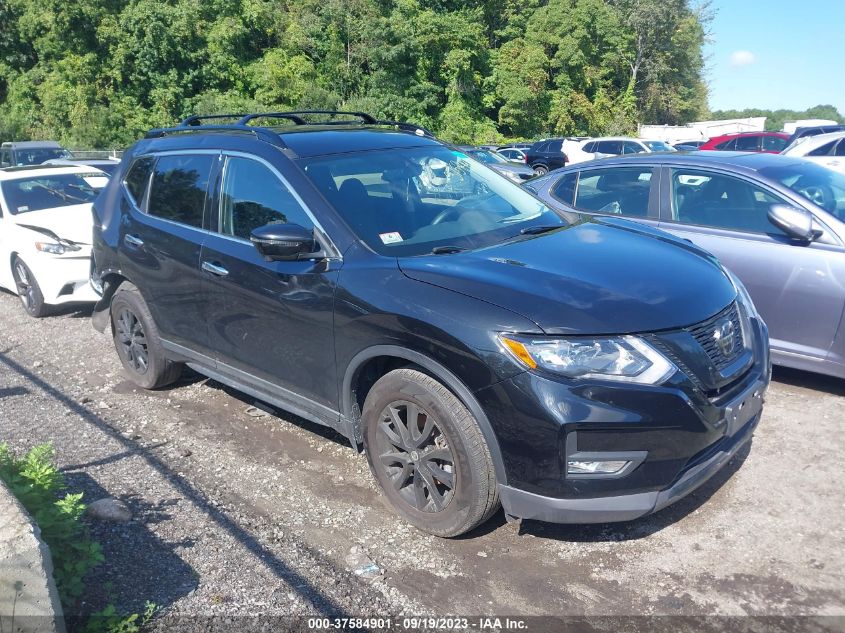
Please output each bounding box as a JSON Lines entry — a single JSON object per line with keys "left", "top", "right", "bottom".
{"left": 201, "top": 261, "right": 229, "bottom": 277}
{"left": 124, "top": 234, "right": 144, "bottom": 248}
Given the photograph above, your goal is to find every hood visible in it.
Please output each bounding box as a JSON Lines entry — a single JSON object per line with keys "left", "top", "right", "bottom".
{"left": 491, "top": 163, "right": 534, "bottom": 179}
{"left": 398, "top": 218, "right": 736, "bottom": 335}
{"left": 13, "top": 204, "right": 94, "bottom": 244}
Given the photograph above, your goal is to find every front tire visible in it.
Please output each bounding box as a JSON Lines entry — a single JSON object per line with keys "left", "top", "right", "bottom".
{"left": 12, "top": 257, "right": 49, "bottom": 318}
{"left": 362, "top": 368, "right": 500, "bottom": 537}
{"left": 110, "top": 284, "right": 183, "bottom": 389}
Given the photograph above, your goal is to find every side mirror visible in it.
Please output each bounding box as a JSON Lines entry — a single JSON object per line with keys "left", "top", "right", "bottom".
{"left": 767, "top": 204, "right": 822, "bottom": 242}
{"left": 250, "top": 223, "right": 318, "bottom": 261}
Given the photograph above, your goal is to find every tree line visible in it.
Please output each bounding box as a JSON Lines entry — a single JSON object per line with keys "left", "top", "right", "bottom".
{"left": 0, "top": 0, "right": 711, "bottom": 148}
{"left": 710, "top": 105, "right": 845, "bottom": 133}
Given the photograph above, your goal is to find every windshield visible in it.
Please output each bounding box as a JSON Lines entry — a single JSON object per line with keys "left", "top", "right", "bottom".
{"left": 13, "top": 148, "right": 72, "bottom": 166}
{"left": 300, "top": 146, "right": 569, "bottom": 256}
{"left": 466, "top": 149, "right": 507, "bottom": 165}
{"left": 1, "top": 173, "right": 100, "bottom": 214}
{"left": 644, "top": 141, "right": 675, "bottom": 152}
{"left": 758, "top": 162, "right": 845, "bottom": 221}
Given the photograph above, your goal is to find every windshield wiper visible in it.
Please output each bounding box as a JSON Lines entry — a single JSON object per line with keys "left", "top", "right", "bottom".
{"left": 519, "top": 224, "right": 562, "bottom": 235}
{"left": 431, "top": 245, "right": 468, "bottom": 255}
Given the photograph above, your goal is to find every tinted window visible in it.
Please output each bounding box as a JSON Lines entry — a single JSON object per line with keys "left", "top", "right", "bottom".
{"left": 596, "top": 141, "right": 622, "bottom": 155}
{"left": 836, "top": 140, "right": 845, "bottom": 157}
{"left": 551, "top": 172, "right": 577, "bottom": 204}
{"left": 124, "top": 156, "right": 155, "bottom": 206}
{"left": 11, "top": 148, "right": 71, "bottom": 166}
{"left": 0, "top": 148, "right": 10, "bottom": 166}
{"left": 622, "top": 141, "right": 644, "bottom": 154}
{"left": 533, "top": 142, "right": 549, "bottom": 153}
{"left": 670, "top": 169, "right": 787, "bottom": 234}
{"left": 1, "top": 173, "right": 100, "bottom": 214}
{"left": 147, "top": 154, "right": 213, "bottom": 228}
{"left": 572, "top": 167, "right": 653, "bottom": 217}
{"left": 808, "top": 140, "right": 836, "bottom": 157}
{"left": 220, "top": 157, "right": 313, "bottom": 240}
{"left": 715, "top": 139, "right": 736, "bottom": 150}
{"left": 762, "top": 135, "right": 787, "bottom": 152}
{"left": 735, "top": 136, "right": 760, "bottom": 151}
{"left": 546, "top": 140, "right": 563, "bottom": 153}
{"left": 582, "top": 141, "right": 596, "bottom": 153}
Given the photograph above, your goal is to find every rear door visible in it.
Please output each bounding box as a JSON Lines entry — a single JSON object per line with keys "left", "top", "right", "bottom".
{"left": 119, "top": 152, "right": 217, "bottom": 354}
{"left": 657, "top": 165, "right": 845, "bottom": 361}
{"left": 199, "top": 152, "right": 341, "bottom": 416}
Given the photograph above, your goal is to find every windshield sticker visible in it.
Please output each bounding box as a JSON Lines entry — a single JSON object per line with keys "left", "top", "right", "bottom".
{"left": 17, "top": 206, "right": 29, "bottom": 212}
{"left": 379, "top": 231, "right": 403, "bottom": 244}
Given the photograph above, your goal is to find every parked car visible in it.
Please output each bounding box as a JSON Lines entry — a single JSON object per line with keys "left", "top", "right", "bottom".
{"left": 785, "top": 124, "right": 845, "bottom": 150}
{"left": 672, "top": 140, "right": 708, "bottom": 151}
{"left": 0, "top": 165, "right": 103, "bottom": 316}
{"left": 42, "top": 158, "right": 121, "bottom": 177}
{"left": 456, "top": 146, "right": 534, "bottom": 182}
{"left": 523, "top": 138, "right": 568, "bottom": 175}
{"left": 566, "top": 137, "right": 673, "bottom": 165}
{"left": 0, "top": 141, "right": 72, "bottom": 167}
{"left": 780, "top": 131, "right": 845, "bottom": 174}
{"left": 496, "top": 147, "right": 527, "bottom": 164}
{"left": 699, "top": 132, "right": 789, "bottom": 154}
{"left": 90, "top": 111, "right": 769, "bottom": 536}
{"left": 526, "top": 151, "right": 845, "bottom": 379}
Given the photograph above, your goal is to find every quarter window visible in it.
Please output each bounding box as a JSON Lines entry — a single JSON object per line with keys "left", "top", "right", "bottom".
{"left": 220, "top": 156, "right": 313, "bottom": 240}
{"left": 124, "top": 156, "right": 155, "bottom": 207}
{"left": 715, "top": 138, "right": 736, "bottom": 150}
{"left": 550, "top": 172, "right": 577, "bottom": 205}
{"left": 670, "top": 169, "right": 787, "bottom": 235}
{"left": 835, "top": 140, "right": 845, "bottom": 157}
{"left": 572, "top": 167, "right": 653, "bottom": 217}
{"left": 808, "top": 140, "right": 836, "bottom": 156}
{"left": 147, "top": 154, "right": 213, "bottom": 228}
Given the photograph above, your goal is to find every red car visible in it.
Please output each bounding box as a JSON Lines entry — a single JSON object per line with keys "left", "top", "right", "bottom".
{"left": 699, "top": 132, "right": 789, "bottom": 153}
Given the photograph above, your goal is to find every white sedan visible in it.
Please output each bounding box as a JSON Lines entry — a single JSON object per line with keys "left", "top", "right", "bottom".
{"left": 0, "top": 165, "right": 104, "bottom": 317}
{"left": 781, "top": 131, "right": 845, "bottom": 174}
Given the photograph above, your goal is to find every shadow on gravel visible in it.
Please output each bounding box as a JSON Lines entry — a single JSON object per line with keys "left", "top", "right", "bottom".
{"left": 62, "top": 471, "right": 197, "bottom": 616}
{"left": 771, "top": 366, "right": 845, "bottom": 397}
{"left": 49, "top": 304, "right": 95, "bottom": 319}
{"left": 0, "top": 350, "right": 353, "bottom": 620}
{"left": 515, "top": 441, "right": 752, "bottom": 543}
{"left": 0, "top": 385, "right": 29, "bottom": 398}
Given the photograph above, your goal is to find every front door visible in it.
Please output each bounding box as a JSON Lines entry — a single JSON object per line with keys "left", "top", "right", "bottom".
{"left": 658, "top": 166, "right": 845, "bottom": 362}
{"left": 200, "top": 154, "right": 340, "bottom": 417}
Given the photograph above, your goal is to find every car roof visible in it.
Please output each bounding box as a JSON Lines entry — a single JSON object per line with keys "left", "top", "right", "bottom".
{"left": 709, "top": 131, "right": 787, "bottom": 141}
{"left": 0, "top": 164, "right": 104, "bottom": 180}
{"left": 548, "top": 150, "right": 807, "bottom": 173}
{"left": 274, "top": 126, "right": 441, "bottom": 158}
{"left": 787, "top": 130, "right": 845, "bottom": 152}
{"left": 1, "top": 140, "right": 64, "bottom": 149}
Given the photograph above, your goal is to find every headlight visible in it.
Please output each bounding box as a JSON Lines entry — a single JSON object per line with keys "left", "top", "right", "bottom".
{"left": 499, "top": 334, "right": 676, "bottom": 384}
{"left": 35, "top": 242, "right": 66, "bottom": 254}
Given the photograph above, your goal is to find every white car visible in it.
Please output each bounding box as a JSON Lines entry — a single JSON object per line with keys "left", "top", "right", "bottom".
{"left": 0, "top": 165, "right": 103, "bottom": 317}
{"left": 781, "top": 131, "right": 845, "bottom": 174}
{"left": 565, "top": 137, "right": 675, "bottom": 164}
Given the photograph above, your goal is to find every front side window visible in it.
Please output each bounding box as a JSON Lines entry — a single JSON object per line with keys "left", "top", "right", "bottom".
{"left": 757, "top": 162, "right": 845, "bottom": 220}
{"left": 147, "top": 154, "right": 213, "bottom": 228}
{"left": 644, "top": 140, "right": 674, "bottom": 152}
{"left": 1, "top": 173, "right": 100, "bottom": 214}
{"left": 572, "top": 167, "right": 653, "bottom": 217}
{"left": 300, "top": 146, "right": 569, "bottom": 256}
{"left": 670, "top": 169, "right": 788, "bottom": 234}
{"left": 220, "top": 156, "right": 313, "bottom": 240}
{"left": 12, "top": 147, "right": 72, "bottom": 166}
{"left": 622, "top": 141, "right": 645, "bottom": 154}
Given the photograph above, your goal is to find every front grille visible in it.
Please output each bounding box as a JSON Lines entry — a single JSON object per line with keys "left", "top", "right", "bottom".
{"left": 687, "top": 302, "right": 744, "bottom": 371}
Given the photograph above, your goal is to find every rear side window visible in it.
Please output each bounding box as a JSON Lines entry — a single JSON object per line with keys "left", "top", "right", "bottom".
{"left": 735, "top": 136, "right": 760, "bottom": 151}
{"left": 547, "top": 140, "right": 562, "bottom": 153}
{"left": 596, "top": 141, "right": 622, "bottom": 154}
{"left": 219, "top": 156, "right": 313, "bottom": 240}
{"left": 550, "top": 172, "right": 577, "bottom": 204}
{"left": 716, "top": 138, "right": 736, "bottom": 150}
{"left": 572, "top": 167, "right": 653, "bottom": 217}
{"left": 147, "top": 154, "right": 213, "bottom": 228}
{"left": 124, "top": 156, "right": 155, "bottom": 206}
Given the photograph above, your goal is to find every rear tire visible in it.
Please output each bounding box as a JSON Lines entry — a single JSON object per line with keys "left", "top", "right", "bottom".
{"left": 110, "top": 284, "right": 183, "bottom": 389}
{"left": 12, "top": 257, "right": 49, "bottom": 318}
{"left": 532, "top": 164, "right": 548, "bottom": 176}
{"left": 362, "top": 368, "right": 500, "bottom": 537}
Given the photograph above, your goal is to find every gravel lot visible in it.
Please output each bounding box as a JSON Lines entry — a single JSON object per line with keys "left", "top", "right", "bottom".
{"left": 0, "top": 290, "right": 843, "bottom": 631}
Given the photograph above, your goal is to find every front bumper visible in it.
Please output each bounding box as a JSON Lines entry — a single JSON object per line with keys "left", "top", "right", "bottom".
{"left": 498, "top": 398, "right": 760, "bottom": 523}
{"left": 25, "top": 253, "right": 99, "bottom": 305}
{"left": 476, "top": 315, "right": 770, "bottom": 524}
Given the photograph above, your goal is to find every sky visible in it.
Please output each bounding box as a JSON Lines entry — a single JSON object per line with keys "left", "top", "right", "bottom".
{"left": 705, "top": 0, "right": 845, "bottom": 115}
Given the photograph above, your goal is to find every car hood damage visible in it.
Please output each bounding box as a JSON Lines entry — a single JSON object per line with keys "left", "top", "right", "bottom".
{"left": 13, "top": 204, "right": 94, "bottom": 245}
{"left": 398, "top": 218, "right": 737, "bottom": 335}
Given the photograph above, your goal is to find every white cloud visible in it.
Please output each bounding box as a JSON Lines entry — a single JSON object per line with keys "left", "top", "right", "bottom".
{"left": 730, "top": 50, "right": 756, "bottom": 67}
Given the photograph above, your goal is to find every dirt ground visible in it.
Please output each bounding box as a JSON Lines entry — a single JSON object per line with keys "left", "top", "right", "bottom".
{"left": 0, "top": 290, "right": 843, "bottom": 631}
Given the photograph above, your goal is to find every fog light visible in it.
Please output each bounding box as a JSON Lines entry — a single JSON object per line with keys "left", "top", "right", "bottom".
{"left": 567, "top": 460, "right": 630, "bottom": 475}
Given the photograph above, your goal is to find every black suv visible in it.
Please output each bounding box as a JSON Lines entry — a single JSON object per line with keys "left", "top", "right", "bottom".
{"left": 91, "top": 111, "right": 771, "bottom": 537}
{"left": 523, "top": 138, "right": 568, "bottom": 175}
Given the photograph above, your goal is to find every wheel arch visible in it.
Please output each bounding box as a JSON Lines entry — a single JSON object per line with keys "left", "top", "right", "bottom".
{"left": 91, "top": 270, "right": 132, "bottom": 332}
{"left": 342, "top": 345, "right": 509, "bottom": 485}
